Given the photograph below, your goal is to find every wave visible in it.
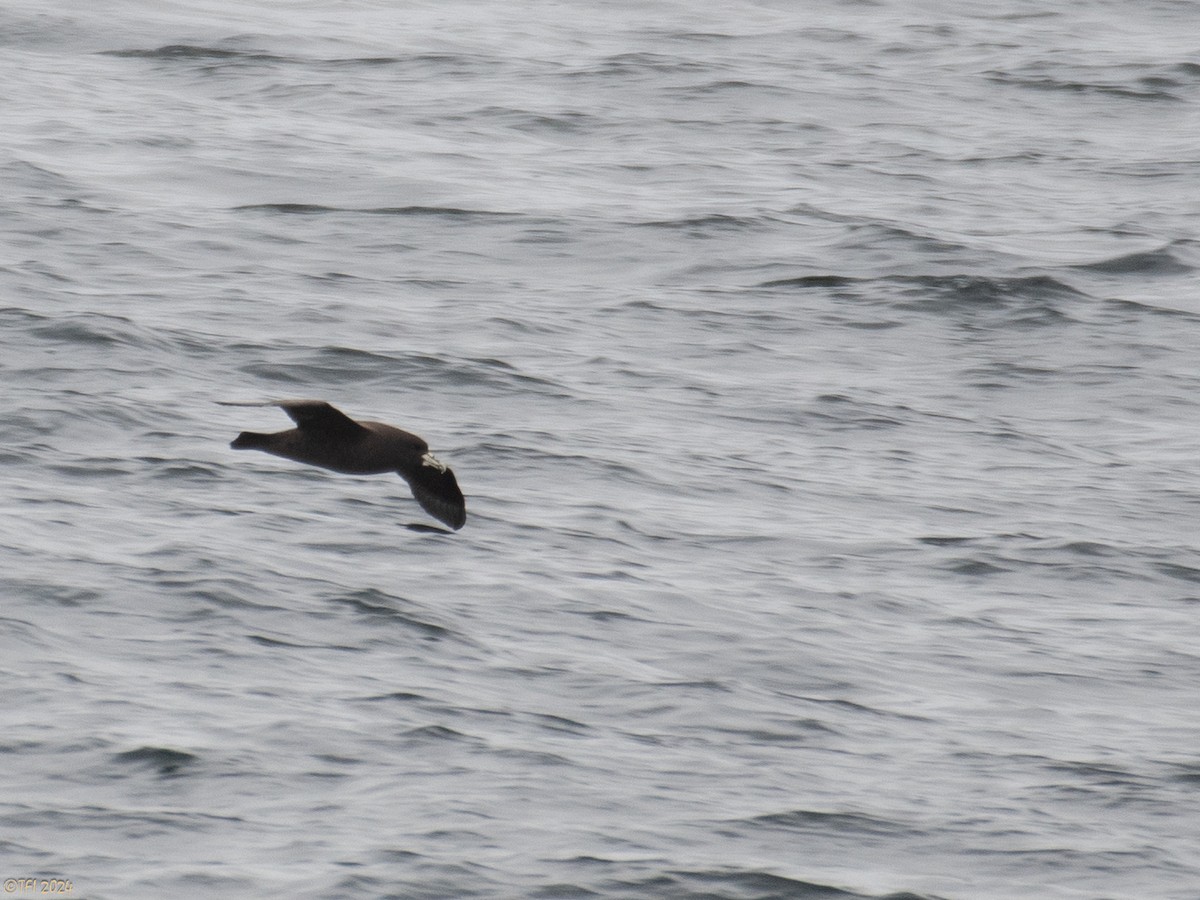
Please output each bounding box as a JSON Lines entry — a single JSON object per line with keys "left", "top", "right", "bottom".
{"left": 233, "top": 203, "right": 523, "bottom": 222}
{"left": 101, "top": 45, "right": 498, "bottom": 76}
{"left": 986, "top": 62, "right": 1194, "bottom": 102}
{"left": 759, "top": 272, "right": 1086, "bottom": 326}
{"left": 593, "top": 866, "right": 941, "bottom": 900}
{"left": 233, "top": 346, "right": 568, "bottom": 396}
{"left": 738, "top": 808, "right": 913, "bottom": 836}
{"left": 323, "top": 587, "right": 459, "bottom": 642}
{"left": 1069, "top": 246, "right": 1193, "bottom": 276}
{"left": 112, "top": 746, "right": 200, "bottom": 777}
{"left": 632, "top": 213, "right": 775, "bottom": 235}
{"left": 102, "top": 44, "right": 287, "bottom": 62}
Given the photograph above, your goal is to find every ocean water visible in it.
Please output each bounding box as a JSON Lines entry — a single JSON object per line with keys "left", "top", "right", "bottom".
{"left": 3, "top": 0, "right": 1200, "bottom": 897}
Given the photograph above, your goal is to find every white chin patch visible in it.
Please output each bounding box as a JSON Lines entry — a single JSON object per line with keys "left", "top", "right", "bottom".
{"left": 421, "top": 452, "right": 448, "bottom": 473}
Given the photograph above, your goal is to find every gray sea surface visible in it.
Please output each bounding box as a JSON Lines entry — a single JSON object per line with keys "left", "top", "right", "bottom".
{"left": 3, "top": 1, "right": 1200, "bottom": 898}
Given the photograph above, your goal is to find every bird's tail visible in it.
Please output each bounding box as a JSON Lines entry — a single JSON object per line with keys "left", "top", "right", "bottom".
{"left": 231, "top": 431, "right": 271, "bottom": 450}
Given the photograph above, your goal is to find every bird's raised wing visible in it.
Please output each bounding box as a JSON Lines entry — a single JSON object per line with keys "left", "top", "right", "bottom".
{"left": 219, "top": 399, "right": 366, "bottom": 438}
{"left": 274, "top": 400, "right": 367, "bottom": 438}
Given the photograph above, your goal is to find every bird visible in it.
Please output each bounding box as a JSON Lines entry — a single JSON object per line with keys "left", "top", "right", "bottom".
{"left": 222, "top": 399, "right": 466, "bottom": 530}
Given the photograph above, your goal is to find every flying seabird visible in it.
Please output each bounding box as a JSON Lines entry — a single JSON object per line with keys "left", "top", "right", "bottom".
{"left": 222, "top": 399, "right": 466, "bottom": 530}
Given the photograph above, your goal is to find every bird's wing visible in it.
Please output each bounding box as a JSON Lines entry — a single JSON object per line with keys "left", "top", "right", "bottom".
{"left": 275, "top": 400, "right": 368, "bottom": 438}
{"left": 399, "top": 461, "right": 467, "bottom": 531}
{"left": 219, "top": 399, "right": 367, "bottom": 437}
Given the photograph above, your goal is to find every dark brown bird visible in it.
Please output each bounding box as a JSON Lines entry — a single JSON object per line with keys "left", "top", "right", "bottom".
{"left": 223, "top": 399, "right": 466, "bottom": 530}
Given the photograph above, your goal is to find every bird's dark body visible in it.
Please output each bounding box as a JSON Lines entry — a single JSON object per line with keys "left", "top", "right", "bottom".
{"left": 225, "top": 400, "right": 467, "bottom": 530}
{"left": 233, "top": 422, "right": 428, "bottom": 476}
